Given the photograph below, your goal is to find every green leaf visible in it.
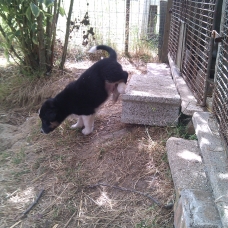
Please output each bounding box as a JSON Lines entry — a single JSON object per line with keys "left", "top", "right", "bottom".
{"left": 31, "top": 23, "right": 37, "bottom": 33}
{"left": 32, "top": 37, "right": 38, "bottom": 45}
{"left": 17, "top": 0, "right": 25, "bottom": 4}
{"left": 1, "top": 4, "right": 9, "bottom": 13}
{"left": 6, "top": 32, "right": 14, "bottom": 38}
{"left": 15, "top": 30, "right": 21, "bottom": 37}
{"left": 30, "top": 3, "right": 40, "bottom": 18}
{"left": 59, "top": 6, "right": 65, "bottom": 16}
{"left": 43, "top": 11, "right": 53, "bottom": 17}
{"left": 4, "top": 49, "right": 10, "bottom": 61}
{"left": 38, "top": 0, "right": 44, "bottom": 3}
{"left": 44, "top": 0, "right": 54, "bottom": 8}
{"left": 26, "top": 6, "right": 31, "bottom": 21}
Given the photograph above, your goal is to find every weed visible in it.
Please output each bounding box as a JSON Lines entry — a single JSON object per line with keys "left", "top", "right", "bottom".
{"left": 66, "top": 201, "right": 77, "bottom": 213}
{"left": 27, "top": 126, "right": 42, "bottom": 143}
{"left": 0, "top": 150, "right": 12, "bottom": 163}
{"left": 130, "top": 26, "right": 158, "bottom": 62}
{"left": 53, "top": 207, "right": 60, "bottom": 219}
{"left": 166, "top": 124, "right": 197, "bottom": 140}
{"left": 146, "top": 205, "right": 158, "bottom": 212}
{"left": 147, "top": 105, "right": 157, "bottom": 112}
{"left": 98, "top": 147, "right": 106, "bottom": 159}
{"left": 32, "top": 157, "right": 46, "bottom": 170}
{"left": 12, "top": 148, "right": 25, "bottom": 164}
{"left": 13, "top": 169, "right": 30, "bottom": 180}
{"left": 161, "top": 153, "right": 168, "bottom": 163}
{"left": 67, "top": 44, "right": 87, "bottom": 62}
{"left": 188, "top": 134, "right": 197, "bottom": 140}
{"left": 136, "top": 219, "right": 159, "bottom": 228}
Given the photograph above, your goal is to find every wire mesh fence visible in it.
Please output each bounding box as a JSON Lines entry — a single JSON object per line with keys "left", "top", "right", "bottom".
{"left": 213, "top": 1, "right": 228, "bottom": 150}
{"left": 57, "top": 0, "right": 163, "bottom": 56}
{"left": 169, "top": 0, "right": 217, "bottom": 105}
{"left": 168, "top": 0, "right": 182, "bottom": 62}
{"left": 168, "top": 0, "right": 228, "bottom": 150}
{"left": 182, "top": 0, "right": 217, "bottom": 105}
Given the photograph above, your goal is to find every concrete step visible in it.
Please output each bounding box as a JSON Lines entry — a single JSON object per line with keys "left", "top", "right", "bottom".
{"left": 121, "top": 63, "right": 180, "bottom": 126}
{"left": 193, "top": 112, "right": 228, "bottom": 227}
{"left": 168, "top": 53, "right": 206, "bottom": 115}
{"left": 167, "top": 137, "right": 222, "bottom": 228}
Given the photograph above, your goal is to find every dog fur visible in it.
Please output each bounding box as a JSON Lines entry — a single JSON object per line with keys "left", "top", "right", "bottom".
{"left": 39, "top": 45, "right": 128, "bottom": 135}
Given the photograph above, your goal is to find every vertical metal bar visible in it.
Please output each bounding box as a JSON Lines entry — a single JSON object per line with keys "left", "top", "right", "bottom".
{"left": 202, "top": 0, "right": 219, "bottom": 106}
{"left": 212, "top": 0, "right": 228, "bottom": 151}
{"left": 125, "top": 0, "right": 130, "bottom": 54}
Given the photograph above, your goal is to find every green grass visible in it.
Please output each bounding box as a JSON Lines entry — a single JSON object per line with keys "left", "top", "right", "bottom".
{"left": 0, "top": 150, "right": 13, "bottom": 163}
{"left": 136, "top": 219, "right": 160, "bottom": 228}
{"left": 12, "top": 169, "right": 30, "bottom": 180}
{"left": 12, "top": 148, "right": 25, "bottom": 165}
{"left": 167, "top": 124, "right": 197, "bottom": 140}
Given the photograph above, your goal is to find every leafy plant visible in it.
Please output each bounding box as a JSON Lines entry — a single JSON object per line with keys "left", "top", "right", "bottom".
{"left": 0, "top": 0, "right": 73, "bottom": 74}
{"left": 167, "top": 124, "right": 197, "bottom": 140}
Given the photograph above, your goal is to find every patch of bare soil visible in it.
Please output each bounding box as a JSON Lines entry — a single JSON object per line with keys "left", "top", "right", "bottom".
{"left": 0, "top": 58, "right": 174, "bottom": 228}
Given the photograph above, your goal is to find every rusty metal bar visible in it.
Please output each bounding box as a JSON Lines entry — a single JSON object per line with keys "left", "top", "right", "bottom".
{"left": 212, "top": 0, "right": 228, "bottom": 149}
{"left": 181, "top": 0, "right": 217, "bottom": 104}
{"left": 202, "top": 1, "right": 220, "bottom": 106}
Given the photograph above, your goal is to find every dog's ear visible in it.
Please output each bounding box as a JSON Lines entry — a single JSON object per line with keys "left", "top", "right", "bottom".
{"left": 49, "top": 111, "right": 57, "bottom": 121}
{"left": 47, "top": 99, "right": 57, "bottom": 121}
{"left": 46, "top": 98, "right": 55, "bottom": 108}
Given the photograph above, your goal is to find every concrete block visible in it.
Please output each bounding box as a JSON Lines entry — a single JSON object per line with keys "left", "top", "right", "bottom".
{"left": 121, "top": 63, "right": 180, "bottom": 126}
{"left": 166, "top": 137, "right": 222, "bottom": 228}
{"left": 175, "top": 189, "right": 222, "bottom": 228}
{"left": 192, "top": 112, "right": 228, "bottom": 227}
{"left": 166, "top": 137, "right": 210, "bottom": 194}
{"left": 168, "top": 53, "right": 206, "bottom": 116}
{"left": 186, "top": 120, "right": 195, "bottom": 135}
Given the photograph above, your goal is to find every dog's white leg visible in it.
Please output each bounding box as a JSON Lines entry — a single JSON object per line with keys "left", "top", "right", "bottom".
{"left": 71, "top": 116, "right": 84, "bottom": 129}
{"left": 81, "top": 114, "right": 95, "bottom": 135}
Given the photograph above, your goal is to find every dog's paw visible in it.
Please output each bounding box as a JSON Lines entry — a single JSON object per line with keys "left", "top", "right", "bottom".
{"left": 82, "top": 127, "right": 93, "bottom": 135}
{"left": 71, "top": 122, "right": 84, "bottom": 129}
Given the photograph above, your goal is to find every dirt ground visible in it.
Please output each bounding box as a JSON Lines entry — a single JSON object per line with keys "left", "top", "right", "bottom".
{"left": 0, "top": 56, "right": 174, "bottom": 228}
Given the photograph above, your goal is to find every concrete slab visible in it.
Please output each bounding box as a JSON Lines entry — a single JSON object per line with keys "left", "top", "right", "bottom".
{"left": 168, "top": 53, "right": 206, "bottom": 116}
{"left": 192, "top": 112, "right": 228, "bottom": 227}
{"left": 121, "top": 63, "right": 180, "bottom": 126}
{"left": 175, "top": 189, "right": 222, "bottom": 228}
{"left": 166, "top": 137, "right": 210, "bottom": 194}
{"left": 167, "top": 137, "right": 222, "bottom": 228}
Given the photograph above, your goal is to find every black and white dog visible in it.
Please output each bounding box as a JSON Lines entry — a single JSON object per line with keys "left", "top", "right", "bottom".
{"left": 39, "top": 45, "right": 128, "bottom": 135}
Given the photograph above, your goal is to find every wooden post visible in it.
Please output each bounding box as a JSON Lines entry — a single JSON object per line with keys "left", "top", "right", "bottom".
{"left": 160, "top": 0, "right": 173, "bottom": 63}
{"left": 59, "top": 0, "right": 74, "bottom": 70}
{"left": 125, "top": 0, "right": 130, "bottom": 55}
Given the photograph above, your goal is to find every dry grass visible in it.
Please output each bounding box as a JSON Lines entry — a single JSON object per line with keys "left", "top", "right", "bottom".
{"left": 0, "top": 56, "right": 174, "bottom": 228}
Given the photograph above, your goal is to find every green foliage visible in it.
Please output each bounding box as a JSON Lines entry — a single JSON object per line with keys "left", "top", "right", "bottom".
{"left": 167, "top": 124, "right": 197, "bottom": 140}
{"left": 0, "top": 0, "right": 65, "bottom": 74}
{"left": 12, "top": 148, "right": 25, "bottom": 164}
{"left": 136, "top": 219, "right": 159, "bottom": 228}
{"left": 129, "top": 26, "right": 158, "bottom": 62}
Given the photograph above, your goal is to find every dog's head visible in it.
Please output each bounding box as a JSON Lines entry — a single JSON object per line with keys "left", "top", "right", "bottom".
{"left": 111, "top": 71, "right": 128, "bottom": 102}
{"left": 39, "top": 98, "right": 60, "bottom": 134}
{"left": 117, "top": 71, "right": 128, "bottom": 93}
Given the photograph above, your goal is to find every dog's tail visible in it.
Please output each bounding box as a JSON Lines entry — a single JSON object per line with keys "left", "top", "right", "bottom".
{"left": 88, "top": 45, "right": 117, "bottom": 60}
